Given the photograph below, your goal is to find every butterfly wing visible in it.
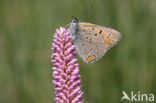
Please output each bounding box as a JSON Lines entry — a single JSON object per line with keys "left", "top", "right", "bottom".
{"left": 74, "top": 37, "right": 108, "bottom": 63}
{"left": 79, "top": 22, "right": 122, "bottom": 48}
{"left": 72, "top": 22, "right": 122, "bottom": 63}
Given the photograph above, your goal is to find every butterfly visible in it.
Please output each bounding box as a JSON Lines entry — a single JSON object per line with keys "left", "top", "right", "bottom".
{"left": 69, "top": 18, "right": 122, "bottom": 63}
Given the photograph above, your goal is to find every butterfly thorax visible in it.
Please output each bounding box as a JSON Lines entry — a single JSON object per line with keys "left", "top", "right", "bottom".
{"left": 69, "top": 18, "right": 80, "bottom": 40}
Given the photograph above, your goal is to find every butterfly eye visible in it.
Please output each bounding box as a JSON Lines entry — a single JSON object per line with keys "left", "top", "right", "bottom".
{"left": 72, "top": 17, "right": 79, "bottom": 23}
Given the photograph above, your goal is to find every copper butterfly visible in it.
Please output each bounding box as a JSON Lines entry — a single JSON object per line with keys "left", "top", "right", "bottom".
{"left": 69, "top": 18, "right": 122, "bottom": 63}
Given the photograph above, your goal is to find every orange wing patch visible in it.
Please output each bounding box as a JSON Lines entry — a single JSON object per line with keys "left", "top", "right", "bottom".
{"left": 104, "top": 36, "right": 113, "bottom": 44}
{"left": 86, "top": 55, "right": 96, "bottom": 62}
{"left": 79, "top": 23, "right": 96, "bottom": 27}
{"left": 94, "top": 28, "right": 100, "bottom": 33}
{"left": 101, "top": 31, "right": 113, "bottom": 44}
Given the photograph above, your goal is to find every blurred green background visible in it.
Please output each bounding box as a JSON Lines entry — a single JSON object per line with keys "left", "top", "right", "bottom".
{"left": 0, "top": 0, "right": 156, "bottom": 103}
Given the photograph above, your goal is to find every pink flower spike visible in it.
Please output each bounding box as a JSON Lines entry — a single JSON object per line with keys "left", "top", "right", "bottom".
{"left": 52, "top": 27, "right": 83, "bottom": 103}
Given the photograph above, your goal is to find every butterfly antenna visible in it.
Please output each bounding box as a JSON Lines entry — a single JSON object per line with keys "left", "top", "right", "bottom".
{"left": 84, "top": 5, "right": 93, "bottom": 16}
{"left": 70, "top": 0, "right": 95, "bottom": 21}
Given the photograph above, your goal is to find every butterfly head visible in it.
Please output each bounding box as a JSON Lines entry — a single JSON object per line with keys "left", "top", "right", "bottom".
{"left": 72, "top": 17, "right": 79, "bottom": 23}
